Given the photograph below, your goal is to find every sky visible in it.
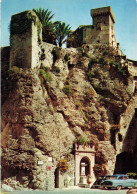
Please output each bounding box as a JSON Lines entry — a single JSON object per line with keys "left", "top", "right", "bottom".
{"left": 1, "top": 0, "right": 137, "bottom": 60}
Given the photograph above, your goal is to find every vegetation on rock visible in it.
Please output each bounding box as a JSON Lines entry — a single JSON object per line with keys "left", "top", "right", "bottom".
{"left": 57, "top": 159, "right": 69, "bottom": 172}
{"left": 39, "top": 68, "right": 51, "bottom": 82}
{"left": 62, "top": 85, "right": 74, "bottom": 96}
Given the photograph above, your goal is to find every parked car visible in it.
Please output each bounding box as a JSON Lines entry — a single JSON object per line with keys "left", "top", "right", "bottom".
{"left": 127, "top": 182, "right": 137, "bottom": 194}
{"left": 101, "top": 174, "right": 137, "bottom": 190}
{"left": 91, "top": 175, "right": 116, "bottom": 189}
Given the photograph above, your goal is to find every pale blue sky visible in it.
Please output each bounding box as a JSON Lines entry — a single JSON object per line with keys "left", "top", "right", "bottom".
{"left": 1, "top": 0, "right": 137, "bottom": 60}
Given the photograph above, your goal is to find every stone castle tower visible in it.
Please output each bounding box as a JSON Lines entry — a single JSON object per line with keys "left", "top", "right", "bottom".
{"left": 67, "top": 6, "right": 118, "bottom": 48}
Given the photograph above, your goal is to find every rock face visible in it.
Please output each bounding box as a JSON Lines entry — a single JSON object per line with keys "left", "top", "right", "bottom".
{"left": 1, "top": 10, "right": 137, "bottom": 191}
{"left": 2, "top": 43, "right": 137, "bottom": 189}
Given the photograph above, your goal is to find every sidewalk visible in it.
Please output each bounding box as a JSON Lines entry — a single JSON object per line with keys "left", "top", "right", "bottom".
{"left": 54, "top": 185, "right": 91, "bottom": 191}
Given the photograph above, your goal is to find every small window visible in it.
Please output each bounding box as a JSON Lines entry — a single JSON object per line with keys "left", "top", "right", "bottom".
{"left": 118, "top": 134, "right": 123, "bottom": 142}
{"left": 96, "top": 22, "right": 102, "bottom": 30}
{"left": 134, "top": 82, "right": 137, "bottom": 93}
{"left": 123, "top": 176, "right": 128, "bottom": 180}
{"left": 135, "top": 109, "right": 137, "bottom": 118}
{"left": 119, "top": 176, "right": 123, "bottom": 180}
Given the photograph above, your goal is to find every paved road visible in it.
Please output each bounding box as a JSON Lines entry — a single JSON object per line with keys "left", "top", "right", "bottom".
{"left": 3, "top": 188, "right": 128, "bottom": 194}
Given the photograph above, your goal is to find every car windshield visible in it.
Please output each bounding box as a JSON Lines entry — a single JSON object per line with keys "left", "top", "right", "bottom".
{"left": 105, "top": 176, "right": 117, "bottom": 180}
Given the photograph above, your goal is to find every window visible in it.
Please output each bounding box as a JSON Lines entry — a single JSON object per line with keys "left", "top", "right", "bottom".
{"left": 97, "top": 22, "right": 102, "bottom": 30}
{"left": 135, "top": 109, "right": 137, "bottom": 118}
{"left": 118, "top": 133, "right": 123, "bottom": 142}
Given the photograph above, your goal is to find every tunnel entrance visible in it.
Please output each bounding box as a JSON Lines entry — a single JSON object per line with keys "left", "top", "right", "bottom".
{"left": 114, "top": 152, "right": 134, "bottom": 174}
{"left": 115, "top": 110, "right": 137, "bottom": 174}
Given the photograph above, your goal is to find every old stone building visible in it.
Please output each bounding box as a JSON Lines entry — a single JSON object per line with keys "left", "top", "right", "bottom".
{"left": 1, "top": 6, "right": 137, "bottom": 191}
{"left": 67, "top": 6, "right": 119, "bottom": 49}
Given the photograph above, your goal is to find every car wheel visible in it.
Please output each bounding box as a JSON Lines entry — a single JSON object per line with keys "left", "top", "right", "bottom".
{"left": 116, "top": 185, "right": 122, "bottom": 190}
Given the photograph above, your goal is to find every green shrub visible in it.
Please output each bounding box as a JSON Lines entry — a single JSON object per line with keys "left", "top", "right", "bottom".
{"left": 100, "top": 80, "right": 106, "bottom": 87}
{"left": 98, "top": 95, "right": 104, "bottom": 102}
{"left": 87, "top": 70, "right": 98, "bottom": 81}
{"left": 63, "top": 85, "right": 73, "bottom": 96}
{"left": 53, "top": 66, "right": 60, "bottom": 73}
{"left": 112, "top": 62, "right": 129, "bottom": 78}
{"left": 40, "top": 53, "right": 45, "bottom": 60}
{"left": 74, "top": 100, "right": 81, "bottom": 108}
{"left": 81, "top": 110, "right": 88, "bottom": 122}
{"left": 93, "top": 164, "right": 102, "bottom": 173}
{"left": 87, "top": 71, "right": 95, "bottom": 81}
{"left": 39, "top": 69, "right": 51, "bottom": 82}
{"left": 77, "top": 47, "right": 83, "bottom": 53}
{"left": 109, "top": 61, "right": 115, "bottom": 66}
{"left": 90, "top": 58, "right": 98, "bottom": 64}
{"left": 52, "top": 47, "right": 61, "bottom": 62}
{"left": 85, "top": 88, "right": 95, "bottom": 99}
{"left": 126, "top": 172, "right": 137, "bottom": 178}
{"left": 64, "top": 54, "right": 69, "bottom": 61}
{"left": 8, "top": 66, "right": 20, "bottom": 74}
{"left": 77, "top": 136, "right": 88, "bottom": 145}
{"left": 99, "top": 57, "right": 105, "bottom": 65}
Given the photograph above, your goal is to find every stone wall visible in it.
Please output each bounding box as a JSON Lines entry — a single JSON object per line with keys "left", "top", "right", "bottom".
{"left": 10, "top": 11, "right": 42, "bottom": 69}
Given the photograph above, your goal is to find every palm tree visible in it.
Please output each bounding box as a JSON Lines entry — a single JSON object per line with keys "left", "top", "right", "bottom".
{"left": 33, "top": 8, "right": 54, "bottom": 26}
{"left": 54, "top": 21, "right": 71, "bottom": 47}
{"left": 32, "top": 8, "right": 56, "bottom": 44}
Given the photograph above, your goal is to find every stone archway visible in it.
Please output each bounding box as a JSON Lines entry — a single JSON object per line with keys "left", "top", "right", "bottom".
{"left": 74, "top": 144, "right": 95, "bottom": 186}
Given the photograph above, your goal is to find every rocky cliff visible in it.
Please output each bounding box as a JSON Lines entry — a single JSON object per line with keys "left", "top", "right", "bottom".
{"left": 1, "top": 41, "right": 137, "bottom": 190}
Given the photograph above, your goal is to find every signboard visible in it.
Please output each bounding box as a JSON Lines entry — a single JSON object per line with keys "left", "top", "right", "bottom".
{"left": 37, "top": 160, "right": 44, "bottom": 166}
{"left": 48, "top": 157, "right": 52, "bottom": 162}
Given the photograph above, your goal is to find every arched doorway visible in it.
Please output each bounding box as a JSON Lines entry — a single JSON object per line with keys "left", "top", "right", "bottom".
{"left": 74, "top": 144, "right": 96, "bottom": 185}
{"left": 54, "top": 167, "right": 59, "bottom": 188}
{"left": 80, "top": 157, "right": 90, "bottom": 176}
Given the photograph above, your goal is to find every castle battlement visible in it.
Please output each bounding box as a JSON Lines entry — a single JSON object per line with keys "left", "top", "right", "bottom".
{"left": 91, "top": 6, "right": 115, "bottom": 23}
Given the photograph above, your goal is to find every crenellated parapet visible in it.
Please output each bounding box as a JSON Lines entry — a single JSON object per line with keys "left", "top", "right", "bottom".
{"left": 91, "top": 6, "right": 115, "bottom": 23}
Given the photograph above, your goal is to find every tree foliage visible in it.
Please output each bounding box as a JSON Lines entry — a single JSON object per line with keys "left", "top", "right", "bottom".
{"left": 32, "top": 8, "right": 71, "bottom": 47}
{"left": 54, "top": 21, "right": 71, "bottom": 47}
{"left": 32, "top": 8, "right": 56, "bottom": 44}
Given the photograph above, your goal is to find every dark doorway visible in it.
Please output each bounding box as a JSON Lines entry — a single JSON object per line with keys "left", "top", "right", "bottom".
{"left": 114, "top": 152, "right": 134, "bottom": 174}
{"left": 54, "top": 167, "right": 59, "bottom": 188}
{"left": 80, "top": 157, "right": 90, "bottom": 176}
